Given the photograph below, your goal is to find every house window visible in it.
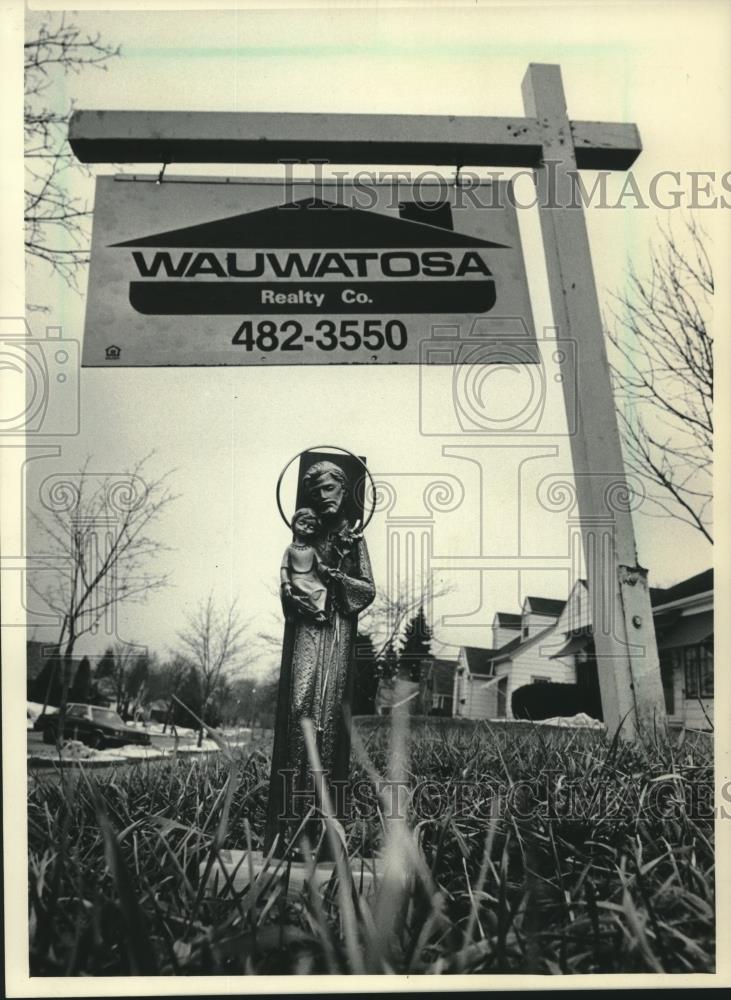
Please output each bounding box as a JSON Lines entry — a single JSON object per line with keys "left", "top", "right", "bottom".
{"left": 532, "top": 675, "right": 551, "bottom": 684}
{"left": 522, "top": 626, "right": 529, "bottom": 638}
{"left": 683, "top": 644, "right": 713, "bottom": 698}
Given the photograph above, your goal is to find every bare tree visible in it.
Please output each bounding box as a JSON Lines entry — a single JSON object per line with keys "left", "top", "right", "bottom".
{"left": 25, "top": 12, "right": 120, "bottom": 290}
{"left": 28, "top": 454, "right": 176, "bottom": 741}
{"left": 177, "top": 595, "right": 250, "bottom": 745}
{"left": 359, "top": 576, "right": 452, "bottom": 662}
{"left": 257, "top": 574, "right": 453, "bottom": 664}
{"left": 146, "top": 654, "right": 192, "bottom": 733}
{"left": 608, "top": 216, "right": 713, "bottom": 543}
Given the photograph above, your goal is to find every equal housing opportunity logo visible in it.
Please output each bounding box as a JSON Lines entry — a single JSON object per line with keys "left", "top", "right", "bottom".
{"left": 112, "top": 197, "right": 508, "bottom": 315}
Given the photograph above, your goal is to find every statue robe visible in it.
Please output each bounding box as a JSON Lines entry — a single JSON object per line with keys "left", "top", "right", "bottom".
{"left": 263, "top": 520, "right": 375, "bottom": 857}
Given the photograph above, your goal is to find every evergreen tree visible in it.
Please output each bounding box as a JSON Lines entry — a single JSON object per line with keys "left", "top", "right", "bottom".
{"left": 399, "top": 606, "right": 432, "bottom": 682}
{"left": 378, "top": 638, "right": 400, "bottom": 682}
{"left": 95, "top": 646, "right": 116, "bottom": 681}
{"left": 69, "top": 656, "right": 92, "bottom": 703}
{"left": 352, "top": 631, "right": 379, "bottom": 715}
{"left": 32, "top": 650, "right": 63, "bottom": 707}
{"left": 94, "top": 645, "right": 122, "bottom": 707}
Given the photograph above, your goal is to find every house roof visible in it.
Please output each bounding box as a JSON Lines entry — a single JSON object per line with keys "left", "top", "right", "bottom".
{"left": 492, "top": 623, "right": 556, "bottom": 663}
{"left": 549, "top": 626, "right": 593, "bottom": 660}
{"left": 524, "top": 596, "right": 566, "bottom": 617}
{"left": 494, "top": 612, "right": 521, "bottom": 626}
{"left": 463, "top": 646, "right": 499, "bottom": 676}
{"left": 651, "top": 569, "right": 713, "bottom": 609}
{"left": 656, "top": 610, "right": 713, "bottom": 650}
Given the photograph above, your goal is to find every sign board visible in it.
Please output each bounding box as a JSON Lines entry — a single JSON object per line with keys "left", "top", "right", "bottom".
{"left": 82, "top": 176, "right": 537, "bottom": 367}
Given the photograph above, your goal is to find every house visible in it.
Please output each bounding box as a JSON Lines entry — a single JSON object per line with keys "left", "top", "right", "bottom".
{"left": 549, "top": 571, "right": 714, "bottom": 729}
{"left": 454, "top": 594, "right": 571, "bottom": 720}
{"left": 419, "top": 658, "right": 457, "bottom": 716}
{"left": 375, "top": 676, "right": 420, "bottom": 715}
{"left": 452, "top": 570, "right": 713, "bottom": 730}
{"left": 453, "top": 646, "right": 499, "bottom": 718}
{"left": 374, "top": 658, "right": 457, "bottom": 717}
{"left": 652, "top": 569, "right": 713, "bottom": 729}
{"left": 519, "top": 596, "right": 566, "bottom": 639}
{"left": 492, "top": 612, "right": 521, "bottom": 649}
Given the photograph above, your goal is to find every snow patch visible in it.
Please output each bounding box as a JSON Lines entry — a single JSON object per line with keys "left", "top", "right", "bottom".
{"left": 491, "top": 713, "right": 605, "bottom": 729}
{"left": 27, "top": 701, "right": 55, "bottom": 727}
{"left": 539, "top": 712, "right": 605, "bottom": 729}
{"left": 125, "top": 721, "right": 197, "bottom": 737}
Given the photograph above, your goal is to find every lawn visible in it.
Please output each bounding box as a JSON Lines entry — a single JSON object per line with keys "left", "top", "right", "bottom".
{"left": 27, "top": 718, "right": 714, "bottom": 975}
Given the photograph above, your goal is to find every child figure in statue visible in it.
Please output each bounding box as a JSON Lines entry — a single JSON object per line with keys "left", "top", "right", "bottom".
{"left": 281, "top": 508, "right": 329, "bottom": 624}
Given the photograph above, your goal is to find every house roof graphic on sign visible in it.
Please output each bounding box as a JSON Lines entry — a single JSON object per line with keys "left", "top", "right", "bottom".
{"left": 112, "top": 197, "right": 509, "bottom": 249}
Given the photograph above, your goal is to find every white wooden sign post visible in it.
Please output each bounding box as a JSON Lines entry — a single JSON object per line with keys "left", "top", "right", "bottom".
{"left": 69, "top": 63, "right": 667, "bottom": 739}
{"left": 521, "top": 65, "right": 666, "bottom": 738}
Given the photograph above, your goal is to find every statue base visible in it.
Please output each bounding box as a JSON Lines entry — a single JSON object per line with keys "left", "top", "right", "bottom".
{"left": 202, "top": 849, "right": 383, "bottom": 899}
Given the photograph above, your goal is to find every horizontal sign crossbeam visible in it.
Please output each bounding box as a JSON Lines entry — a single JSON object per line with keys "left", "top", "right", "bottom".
{"left": 69, "top": 110, "right": 641, "bottom": 170}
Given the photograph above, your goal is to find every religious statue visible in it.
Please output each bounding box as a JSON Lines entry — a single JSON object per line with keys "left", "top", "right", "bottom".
{"left": 264, "top": 453, "right": 376, "bottom": 858}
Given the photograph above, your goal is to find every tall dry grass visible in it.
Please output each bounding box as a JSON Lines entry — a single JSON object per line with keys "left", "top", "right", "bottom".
{"left": 27, "top": 718, "right": 714, "bottom": 975}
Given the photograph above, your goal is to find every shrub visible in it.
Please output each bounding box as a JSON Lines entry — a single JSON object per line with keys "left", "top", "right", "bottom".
{"left": 512, "top": 681, "right": 601, "bottom": 721}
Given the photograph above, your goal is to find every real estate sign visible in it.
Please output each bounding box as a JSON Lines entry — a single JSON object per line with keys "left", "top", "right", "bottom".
{"left": 82, "top": 176, "right": 537, "bottom": 367}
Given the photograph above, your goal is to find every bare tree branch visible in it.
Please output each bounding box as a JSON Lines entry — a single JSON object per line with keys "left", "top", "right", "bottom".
{"left": 359, "top": 576, "right": 454, "bottom": 661}
{"left": 607, "top": 215, "right": 713, "bottom": 543}
{"left": 177, "top": 594, "right": 253, "bottom": 744}
{"left": 25, "top": 13, "right": 120, "bottom": 289}
{"left": 27, "top": 454, "right": 177, "bottom": 738}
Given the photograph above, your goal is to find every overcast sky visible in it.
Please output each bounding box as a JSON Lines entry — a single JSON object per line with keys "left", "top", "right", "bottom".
{"left": 21, "top": 1, "right": 725, "bottom": 677}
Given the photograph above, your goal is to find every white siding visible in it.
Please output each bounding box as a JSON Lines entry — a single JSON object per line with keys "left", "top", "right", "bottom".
{"left": 554, "top": 581, "right": 589, "bottom": 635}
{"left": 520, "top": 602, "right": 561, "bottom": 638}
{"left": 492, "top": 623, "right": 521, "bottom": 648}
{"left": 454, "top": 648, "right": 495, "bottom": 719}
{"left": 464, "top": 676, "right": 497, "bottom": 719}
{"left": 465, "top": 578, "right": 713, "bottom": 732}
{"left": 504, "top": 629, "right": 575, "bottom": 718}
{"left": 683, "top": 696, "right": 713, "bottom": 729}
{"left": 458, "top": 620, "right": 580, "bottom": 720}
{"left": 453, "top": 643, "right": 505, "bottom": 720}
{"left": 453, "top": 650, "right": 467, "bottom": 716}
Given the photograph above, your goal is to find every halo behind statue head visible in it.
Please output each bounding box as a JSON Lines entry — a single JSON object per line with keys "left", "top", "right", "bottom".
{"left": 276, "top": 446, "right": 377, "bottom": 532}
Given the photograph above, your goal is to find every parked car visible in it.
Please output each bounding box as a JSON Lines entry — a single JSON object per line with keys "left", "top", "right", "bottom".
{"left": 33, "top": 703, "right": 151, "bottom": 749}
